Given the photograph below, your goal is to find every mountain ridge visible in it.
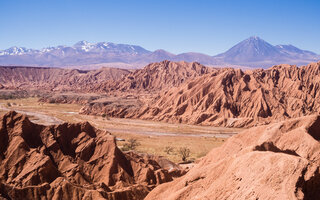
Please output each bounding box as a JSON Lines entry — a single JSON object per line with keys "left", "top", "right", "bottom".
{"left": 213, "top": 36, "right": 319, "bottom": 67}
{"left": 0, "top": 37, "right": 319, "bottom": 69}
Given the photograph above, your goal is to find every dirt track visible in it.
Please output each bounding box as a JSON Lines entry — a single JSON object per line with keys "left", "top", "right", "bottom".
{"left": 0, "top": 104, "right": 63, "bottom": 125}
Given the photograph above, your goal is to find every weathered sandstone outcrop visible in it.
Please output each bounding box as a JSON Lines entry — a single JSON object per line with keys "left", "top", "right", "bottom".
{"left": 134, "top": 62, "right": 320, "bottom": 127}
{"left": 146, "top": 114, "right": 320, "bottom": 200}
{"left": 0, "top": 111, "right": 182, "bottom": 200}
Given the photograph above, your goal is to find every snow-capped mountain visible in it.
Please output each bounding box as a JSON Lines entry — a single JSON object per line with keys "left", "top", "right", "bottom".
{"left": 0, "top": 38, "right": 319, "bottom": 69}
{"left": 0, "top": 41, "right": 155, "bottom": 68}
{"left": 0, "top": 41, "right": 151, "bottom": 56}
{"left": 0, "top": 46, "right": 36, "bottom": 56}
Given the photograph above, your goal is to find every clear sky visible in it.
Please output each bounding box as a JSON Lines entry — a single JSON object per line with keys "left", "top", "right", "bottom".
{"left": 0, "top": 0, "right": 319, "bottom": 55}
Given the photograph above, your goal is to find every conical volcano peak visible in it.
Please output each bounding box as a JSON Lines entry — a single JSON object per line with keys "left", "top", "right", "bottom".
{"left": 248, "top": 36, "right": 262, "bottom": 41}
{"left": 244, "top": 36, "right": 269, "bottom": 45}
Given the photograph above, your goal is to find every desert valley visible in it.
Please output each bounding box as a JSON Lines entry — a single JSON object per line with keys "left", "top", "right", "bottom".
{"left": 1, "top": 57, "right": 320, "bottom": 199}
{"left": 1, "top": 0, "right": 320, "bottom": 199}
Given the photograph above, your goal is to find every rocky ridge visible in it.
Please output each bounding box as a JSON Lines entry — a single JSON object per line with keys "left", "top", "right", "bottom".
{"left": 146, "top": 114, "right": 320, "bottom": 200}
{"left": 126, "top": 61, "right": 320, "bottom": 127}
{"left": 97, "top": 60, "right": 215, "bottom": 93}
{"left": 0, "top": 111, "right": 183, "bottom": 200}
{"left": 0, "top": 66, "right": 129, "bottom": 92}
{"left": 80, "top": 61, "right": 320, "bottom": 128}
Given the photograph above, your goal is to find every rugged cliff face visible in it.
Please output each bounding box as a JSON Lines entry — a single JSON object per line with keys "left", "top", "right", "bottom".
{"left": 0, "top": 111, "right": 183, "bottom": 200}
{"left": 125, "top": 61, "right": 320, "bottom": 127}
{"left": 146, "top": 114, "right": 320, "bottom": 200}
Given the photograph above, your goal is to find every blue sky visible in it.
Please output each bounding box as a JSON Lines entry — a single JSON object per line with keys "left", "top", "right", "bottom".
{"left": 0, "top": 0, "right": 319, "bottom": 55}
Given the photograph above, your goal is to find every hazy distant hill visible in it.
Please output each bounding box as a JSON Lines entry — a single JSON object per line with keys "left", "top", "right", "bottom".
{"left": 0, "top": 37, "right": 319, "bottom": 68}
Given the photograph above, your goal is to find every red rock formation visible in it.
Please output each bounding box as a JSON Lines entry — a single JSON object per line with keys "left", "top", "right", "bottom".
{"left": 106, "top": 60, "right": 215, "bottom": 93}
{"left": 79, "top": 60, "right": 215, "bottom": 116}
{"left": 132, "top": 61, "right": 320, "bottom": 127}
{"left": 78, "top": 60, "right": 214, "bottom": 117}
{"left": 0, "top": 111, "right": 182, "bottom": 200}
{"left": 145, "top": 114, "right": 320, "bottom": 200}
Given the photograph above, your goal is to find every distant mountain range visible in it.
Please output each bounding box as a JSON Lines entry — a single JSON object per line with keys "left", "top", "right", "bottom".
{"left": 0, "top": 37, "right": 319, "bottom": 69}
{"left": 213, "top": 36, "right": 319, "bottom": 67}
